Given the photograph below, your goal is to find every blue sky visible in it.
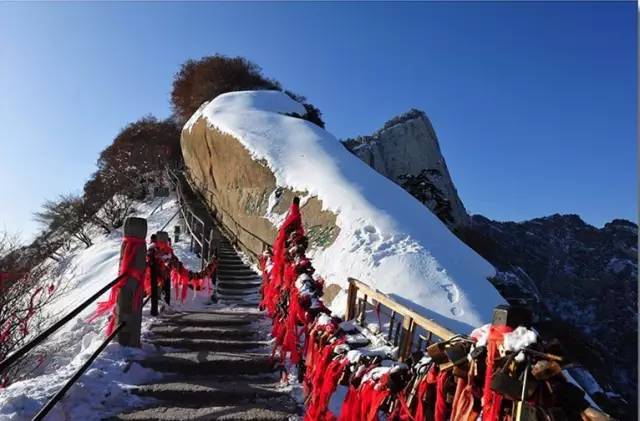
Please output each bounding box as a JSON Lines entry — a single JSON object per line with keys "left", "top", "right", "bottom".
{"left": 0, "top": 1, "right": 636, "bottom": 240}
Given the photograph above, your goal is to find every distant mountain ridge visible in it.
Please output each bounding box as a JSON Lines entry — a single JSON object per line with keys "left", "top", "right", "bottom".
{"left": 342, "top": 110, "right": 638, "bottom": 417}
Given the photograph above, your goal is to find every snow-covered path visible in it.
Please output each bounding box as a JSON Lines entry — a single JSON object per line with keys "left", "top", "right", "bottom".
{"left": 0, "top": 197, "right": 234, "bottom": 420}
{"left": 111, "top": 235, "right": 299, "bottom": 420}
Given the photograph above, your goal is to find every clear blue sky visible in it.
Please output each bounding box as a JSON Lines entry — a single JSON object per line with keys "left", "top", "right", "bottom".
{"left": 0, "top": 1, "right": 636, "bottom": 241}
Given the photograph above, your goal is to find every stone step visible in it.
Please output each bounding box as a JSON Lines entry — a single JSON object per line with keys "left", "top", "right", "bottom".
{"left": 217, "top": 271, "right": 259, "bottom": 278}
{"left": 157, "top": 312, "right": 259, "bottom": 327}
{"left": 217, "top": 289, "right": 258, "bottom": 298}
{"left": 218, "top": 298, "right": 260, "bottom": 306}
{"left": 218, "top": 262, "right": 252, "bottom": 269}
{"left": 130, "top": 379, "right": 289, "bottom": 405}
{"left": 217, "top": 281, "right": 262, "bottom": 290}
{"left": 217, "top": 255, "right": 245, "bottom": 262}
{"left": 218, "top": 266, "right": 255, "bottom": 272}
{"left": 136, "top": 351, "right": 274, "bottom": 375}
{"left": 218, "top": 277, "right": 259, "bottom": 283}
{"left": 149, "top": 325, "right": 258, "bottom": 340}
{"left": 112, "top": 405, "right": 296, "bottom": 421}
{"left": 216, "top": 250, "right": 242, "bottom": 260}
{"left": 147, "top": 337, "right": 268, "bottom": 351}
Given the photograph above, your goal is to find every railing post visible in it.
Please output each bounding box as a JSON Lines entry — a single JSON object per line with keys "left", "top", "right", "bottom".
{"left": 399, "top": 316, "right": 415, "bottom": 361}
{"left": 148, "top": 243, "right": 158, "bottom": 317}
{"left": 200, "top": 225, "right": 207, "bottom": 271}
{"left": 208, "top": 229, "right": 214, "bottom": 260}
{"left": 156, "top": 231, "right": 171, "bottom": 307}
{"left": 116, "top": 217, "right": 147, "bottom": 347}
{"left": 346, "top": 279, "right": 358, "bottom": 320}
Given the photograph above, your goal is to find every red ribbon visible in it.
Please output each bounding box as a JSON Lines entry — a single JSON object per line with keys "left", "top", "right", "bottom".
{"left": 91, "top": 236, "right": 146, "bottom": 336}
{"left": 482, "top": 325, "right": 513, "bottom": 421}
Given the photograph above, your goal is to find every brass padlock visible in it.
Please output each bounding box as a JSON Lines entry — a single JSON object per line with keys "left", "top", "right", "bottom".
{"left": 531, "top": 360, "right": 562, "bottom": 380}
{"left": 490, "top": 353, "right": 523, "bottom": 400}
{"left": 444, "top": 341, "right": 471, "bottom": 367}
{"left": 426, "top": 342, "right": 449, "bottom": 364}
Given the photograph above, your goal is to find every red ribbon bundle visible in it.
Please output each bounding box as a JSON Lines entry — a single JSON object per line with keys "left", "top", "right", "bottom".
{"left": 482, "top": 325, "right": 513, "bottom": 420}
{"left": 91, "top": 236, "right": 146, "bottom": 336}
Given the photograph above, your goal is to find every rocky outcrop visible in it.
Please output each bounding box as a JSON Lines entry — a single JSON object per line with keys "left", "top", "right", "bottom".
{"left": 343, "top": 109, "right": 469, "bottom": 230}
{"left": 464, "top": 214, "right": 638, "bottom": 414}
{"left": 181, "top": 115, "right": 339, "bottom": 260}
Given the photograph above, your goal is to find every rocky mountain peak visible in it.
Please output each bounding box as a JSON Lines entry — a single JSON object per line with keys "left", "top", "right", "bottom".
{"left": 342, "top": 109, "right": 469, "bottom": 230}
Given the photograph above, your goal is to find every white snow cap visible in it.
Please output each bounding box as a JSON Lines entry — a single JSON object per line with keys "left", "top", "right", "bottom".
{"left": 186, "top": 90, "right": 506, "bottom": 333}
{"left": 503, "top": 326, "right": 537, "bottom": 352}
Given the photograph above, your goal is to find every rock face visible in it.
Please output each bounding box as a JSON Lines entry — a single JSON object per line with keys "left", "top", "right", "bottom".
{"left": 343, "top": 109, "right": 469, "bottom": 230}
{"left": 180, "top": 116, "right": 339, "bottom": 260}
{"left": 465, "top": 214, "right": 638, "bottom": 413}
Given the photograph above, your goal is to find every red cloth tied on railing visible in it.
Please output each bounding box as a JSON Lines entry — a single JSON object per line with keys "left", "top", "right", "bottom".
{"left": 339, "top": 372, "right": 391, "bottom": 421}
{"left": 90, "top": 236, "right": 146, "bottom": 336}
{"left": 267, "top": 201, "right": 304, "bottom": 317}
{"left": 482, "top": 325, "right": 513, "bottom": 421}
{"left": 305, "top": 356, "right": 349, "bottom": 421}
{"left": 156, "top": 240, "right": 173, "bottom": 255}
{"left": 434, "top": 369, "right": 450, "bottom": 421}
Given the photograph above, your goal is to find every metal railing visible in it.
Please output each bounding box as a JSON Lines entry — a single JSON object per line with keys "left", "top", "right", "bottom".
{"left": 167, "top": 169, "right": 218, "bottom": 269}
{"left": 167, "top": 168, "right": 270, "bottom": 263}
{"left": 346, "top": 277, "right": 456, "bottom": 361}
{"left": 181, "top": 169, "right": 271, "bottom": 252}
{"left": 0, "top": 275, "right": 155, "bottom": 420}
{"left": 0, "top": 274, "right": 124, "bottom": 373}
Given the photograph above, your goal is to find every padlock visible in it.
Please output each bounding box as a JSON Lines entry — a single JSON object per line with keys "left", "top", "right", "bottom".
{"left": 514, "top": 362, "right": 537, "bottom": 421}
{"left": 514, "top": 401, "right": 538, "bottom": 421}
{"left": 531, "top": 360, "right": 562, "bottom": 380}
{"left": 469, "top": 345, "right": 486, "bottom": 360}
{"left": 426, "top": 342, "right": 449, "bottom": 364}
{"left": 444, "top": 341, "right": 471, "bottom": 367}
{"left": 452, "top": 365, "right": 469, "bottom": 379}
{"left": 490, "top": 353, "right": 524, "bottom": 401}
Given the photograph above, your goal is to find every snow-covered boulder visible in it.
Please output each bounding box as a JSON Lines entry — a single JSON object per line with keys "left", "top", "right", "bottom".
{"left": 181, "top": 90, "right": 505, "bottom": 333}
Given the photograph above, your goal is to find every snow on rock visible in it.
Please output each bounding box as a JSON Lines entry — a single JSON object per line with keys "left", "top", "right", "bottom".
{"left": 185, "top": 90, "right": 505, "bottom": 333}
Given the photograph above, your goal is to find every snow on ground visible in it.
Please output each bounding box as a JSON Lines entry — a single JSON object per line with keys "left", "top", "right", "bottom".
{"left": 185, "top": 90, "right": 506, "bottom": 334}
{"left": 0, "top": 194, "right": 211, "bottom": 421}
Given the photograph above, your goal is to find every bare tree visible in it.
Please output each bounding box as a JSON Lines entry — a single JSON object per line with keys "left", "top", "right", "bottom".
{"left": 91, "top": 195, "right": 135, "bottom": 235}
{"left": 0, "top": 231, "right": 58, "bottom": 385}
{"left": 34, "top": 194, "right": 93, "bottom": 248}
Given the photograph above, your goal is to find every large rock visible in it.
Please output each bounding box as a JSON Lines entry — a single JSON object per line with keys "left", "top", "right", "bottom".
{"left": 343, "top": 109, "right": 469, "bottom": 231}
{"left": 181, "top": 90, "right": 505, "bottom": 334}
{"left": 181, "top": 115, "right": 339, "bottom": 259}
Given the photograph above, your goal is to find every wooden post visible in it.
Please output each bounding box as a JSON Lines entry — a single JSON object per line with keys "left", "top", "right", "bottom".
{"left": 399, "top": 316, "right": 415, "bottom": 361}
{"left": 173, "top": 225, "right": 180, "bottom": 243}
{"left": 116, "top": 217, "right": 147, "bottom": 347}
{"left": 346, "top": 278, "right": 358, "bottom": 320}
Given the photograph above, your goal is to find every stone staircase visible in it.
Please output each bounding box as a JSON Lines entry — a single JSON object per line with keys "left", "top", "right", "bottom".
{"left": 112, "top": 239, "right": 299, "bottom": 420}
